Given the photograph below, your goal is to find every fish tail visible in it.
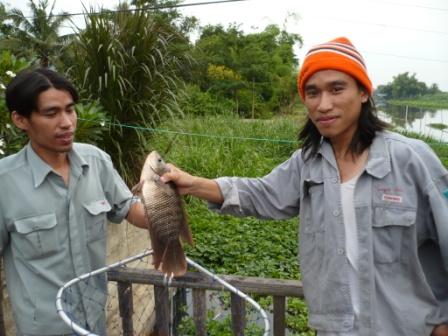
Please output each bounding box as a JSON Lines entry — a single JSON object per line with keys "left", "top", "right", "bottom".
{"left": 160, "top": 239, "right": 187, "bottom": 277}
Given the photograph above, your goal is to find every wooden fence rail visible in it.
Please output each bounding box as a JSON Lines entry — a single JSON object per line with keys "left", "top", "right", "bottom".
{"left": 107, "top": 268, "right": 304, "bottom": 336}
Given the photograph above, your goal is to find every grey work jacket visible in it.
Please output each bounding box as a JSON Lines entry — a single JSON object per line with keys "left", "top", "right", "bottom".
{"left": 210, "top": 131, "right": 448, "bottom": 336}
{"left": 0, "top": 143, "right": 133, "bottom": 335}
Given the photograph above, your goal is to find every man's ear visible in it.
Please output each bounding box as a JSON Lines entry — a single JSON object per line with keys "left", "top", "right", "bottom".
{"left": 359, "top": 87, "right": 369, "bottom": 103}
{"left": 11, "top": 111, "right": 29, "bottom": 131}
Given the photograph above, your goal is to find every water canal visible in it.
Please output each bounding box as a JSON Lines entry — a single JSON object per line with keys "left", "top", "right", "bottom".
{"left": 378, "top": 104, "right": 448, "bottom": 142}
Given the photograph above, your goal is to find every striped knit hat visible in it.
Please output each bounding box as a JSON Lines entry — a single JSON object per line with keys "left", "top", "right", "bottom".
{"left": 297, "top": 37, "right": 373, "bottom": 99}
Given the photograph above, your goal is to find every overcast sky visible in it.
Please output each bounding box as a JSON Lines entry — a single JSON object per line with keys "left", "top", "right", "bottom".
{"left": 7, "top": 0, "right": 448, "bottom": 91}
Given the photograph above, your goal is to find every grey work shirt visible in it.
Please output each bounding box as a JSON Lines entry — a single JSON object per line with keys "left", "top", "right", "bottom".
{"left": 0, "top": 143, "right": 134, "bottom": 335}
{"left": 210, "top": 131, "right": 448, "bottom": 336}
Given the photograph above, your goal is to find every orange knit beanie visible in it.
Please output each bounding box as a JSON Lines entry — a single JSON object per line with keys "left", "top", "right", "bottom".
{"left": 297, "top": 37, "right": 373, "bottom": 99}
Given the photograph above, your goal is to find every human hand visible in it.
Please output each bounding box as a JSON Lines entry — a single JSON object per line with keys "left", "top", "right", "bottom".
{"left": 432, "top": 324, "right": 448, "bottom": 336}
{"left": 161, "top": 163, "right": 223, "bottom": 203}
{"left": 160, "top": 163, "right": 196, "bottom": 195}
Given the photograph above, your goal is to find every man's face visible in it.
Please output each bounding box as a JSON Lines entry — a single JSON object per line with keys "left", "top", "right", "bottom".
{"left": 14, "top": 88, "right": 77, "bottom": 157}
{"left": 303, "top": 70, "right": 368, "bottom": 145}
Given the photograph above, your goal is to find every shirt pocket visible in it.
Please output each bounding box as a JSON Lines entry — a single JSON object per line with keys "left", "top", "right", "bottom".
{"left": 83, "top": 200, "right": 112, "bottom": 243}
{"left": 12, "top": 213, "right": 60, "bottom": 260}
{"left": 372, "top": 206, "right": 416, "bottom": 264}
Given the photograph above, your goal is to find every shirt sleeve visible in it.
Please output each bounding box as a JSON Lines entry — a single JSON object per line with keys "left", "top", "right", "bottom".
{"left": 98, "top": 153, "right": 135, "bottom": 224}
{"left": 414, "top": 140, "right": 448, "bottom": 271}
{"left": 208, "top": 150, "right": 302, "bottom": 220}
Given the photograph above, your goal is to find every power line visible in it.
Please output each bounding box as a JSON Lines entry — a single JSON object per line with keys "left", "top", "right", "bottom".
{"left": 18, "top": 0, "right": 250, "bottom": 19}
{"left": 308, "top": 15, "right": 448, "bottom": 37}
{"left": 363, "top": 51, "right": 448, "bottom": 64}
{"left": 365, "top": 0, "right": 448, "bottom": 13}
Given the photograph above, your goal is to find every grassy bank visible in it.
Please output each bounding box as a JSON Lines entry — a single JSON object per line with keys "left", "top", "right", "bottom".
{"left": 388, "top": 92, "right": 448, "bottom": 109}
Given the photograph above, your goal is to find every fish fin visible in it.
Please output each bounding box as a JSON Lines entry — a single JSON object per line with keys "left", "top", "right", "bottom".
{"left": 131, "top": 180, "right": 144, "bottom": 195}
{"left": 161, "top": 239, "right": 187, "bottom": 277}
{"left": 179, "top": 209, "right": 193, "bottom": 246}
{"left": 147, "top": 218, "right": 165, "bottom": 271}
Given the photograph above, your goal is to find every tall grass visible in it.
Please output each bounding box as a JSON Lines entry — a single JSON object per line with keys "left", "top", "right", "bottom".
{"left": 149, "top": 114, "right": 302, "bottom": 177}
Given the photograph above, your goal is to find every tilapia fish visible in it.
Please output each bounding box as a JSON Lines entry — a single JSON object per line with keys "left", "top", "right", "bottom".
{"left": 134, "top": 151, "right": 193, "bottom": 277}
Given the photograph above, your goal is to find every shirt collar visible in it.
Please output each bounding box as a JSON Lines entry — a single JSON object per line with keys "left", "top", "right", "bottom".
{"left": 316, "top": 132, "right": 391, "bottom": 178}
{"left": 365, "top": 131, "right": 391, "bottom": 179}
{"left": 26, "top": 143, "right": 89, "bottom": 188}
{"left": 68, "top": 144, "right": 89, "bottom": 178}
{"left": 318, "top": 138, "right": 338, "bottom": 170}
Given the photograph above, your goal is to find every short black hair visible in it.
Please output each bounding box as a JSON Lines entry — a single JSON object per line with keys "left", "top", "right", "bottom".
{"left": 5, "top": 67, "right": 79, "bottom": 118}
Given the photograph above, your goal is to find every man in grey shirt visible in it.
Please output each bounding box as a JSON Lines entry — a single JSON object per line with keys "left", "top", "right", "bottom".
{"left": 162, "top": 37, "right": 448, "bottom": 335}
{"left": 0, "top": 68, "right": 148, "bottom": 335}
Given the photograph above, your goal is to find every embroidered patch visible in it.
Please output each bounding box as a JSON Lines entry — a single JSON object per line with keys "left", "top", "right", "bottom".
{"left": 382, "top": 194, "right": 403, "bottom": 203}
{"left": 443, "top": 189, "right": 448, "bottom": 199}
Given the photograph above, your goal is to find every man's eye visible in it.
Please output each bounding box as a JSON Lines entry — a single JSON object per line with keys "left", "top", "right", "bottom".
{"left": 333, "top": 87, "right": 344, "bottom": 93}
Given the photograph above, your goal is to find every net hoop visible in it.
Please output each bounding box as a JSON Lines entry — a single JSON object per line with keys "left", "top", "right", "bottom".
{"left": 56, "top": 250, "right": 271, "bottom": 335}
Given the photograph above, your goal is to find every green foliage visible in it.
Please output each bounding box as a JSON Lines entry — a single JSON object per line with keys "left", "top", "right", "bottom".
{"left": 427, "top": 123, "right": 448, "bottom": 130}
{"left": 153, "top": 115, "right": 299, "bottom": 178}
{"left": 1, "top": 0, "right": 74, "bottom": 68}
{"left": 178, "top": 310, "right": 263, "bottom": 336}
{"left": 0, "top": 51, "right": 31, "bottom": 158}
{"left": 75, "top": 101, "right": 110, "bottom": 145}
{"left": 68, "top": 2, "right": 192, "bottom": 183}
{"left": 178, "top": 84, "right": 235, "bottom": 116}
{"left": 286, "top": 298, "right": 314, "bottom": 335}
{"left": 189, "top": 24, "right": 302, "bottom": 118}
{"left": 388, "top": 92, "right": 448, "bottom": 109}
{"left": 377, "top": 72, "right": 441, "bottom": 100}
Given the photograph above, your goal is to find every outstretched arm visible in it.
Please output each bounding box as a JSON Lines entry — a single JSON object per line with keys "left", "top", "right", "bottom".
{"left": 161, "top": 163, "right": 224, "bottom": 204}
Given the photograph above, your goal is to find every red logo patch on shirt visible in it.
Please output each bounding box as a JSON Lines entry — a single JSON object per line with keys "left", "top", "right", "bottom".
{"left": 382, "top": 194, "right": 402, "bottom": 203}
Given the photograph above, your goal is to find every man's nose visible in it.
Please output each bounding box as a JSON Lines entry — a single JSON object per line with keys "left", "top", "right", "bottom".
{"left": 59, "top": 111, "right": 74, "bottom": 128}
{"left": 317, "top": 92, "right": 333, "bottom": 112}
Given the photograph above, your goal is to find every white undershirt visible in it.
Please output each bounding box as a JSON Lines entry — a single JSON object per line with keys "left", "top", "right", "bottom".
{"left": 319, "top": 174, "right": 360, "bottom": 336}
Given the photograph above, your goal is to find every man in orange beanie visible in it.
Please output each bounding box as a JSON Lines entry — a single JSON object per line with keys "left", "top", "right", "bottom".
{"left": 161, "top": 37, "right": 448, "bottom": 336}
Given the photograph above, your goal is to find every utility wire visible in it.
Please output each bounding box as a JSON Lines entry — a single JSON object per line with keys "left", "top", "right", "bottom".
{"left": 314, "top": 16, "right": 448, "bottom": 36}
{"left": 18, "top": 0, "right": 250, "bottom": 18}
{"left": 77, "top": 117, "right": 448, "bottom": 145}
{"left": 365, "top": 0, "right": 448, "bottom": 13}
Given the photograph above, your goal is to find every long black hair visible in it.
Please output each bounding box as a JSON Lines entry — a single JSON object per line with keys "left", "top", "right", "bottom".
{"left": 298, "top": 92, "right": 389, "bottom": 160}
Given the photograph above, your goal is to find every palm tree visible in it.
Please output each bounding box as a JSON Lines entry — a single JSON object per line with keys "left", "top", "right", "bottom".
{"left": 69, "top": 3, "right": 193, "bottom": 183}
{"left": 3, "top": 0, "right": 73, "bottom": 67}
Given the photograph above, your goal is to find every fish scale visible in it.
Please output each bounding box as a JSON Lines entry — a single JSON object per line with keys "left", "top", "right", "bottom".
{"left": 143, "top": 182, "right": 183, "bottom": 242}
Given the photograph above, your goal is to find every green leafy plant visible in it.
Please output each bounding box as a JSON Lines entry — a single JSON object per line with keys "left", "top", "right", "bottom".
{"left": 68, "top": 2, "right": 193, "bottom": 183}
{"left": 75, "top": 101, "right": 110, "bottom": 145}
{"left": 0, "top": 51, "right": 30, "bottom": 158}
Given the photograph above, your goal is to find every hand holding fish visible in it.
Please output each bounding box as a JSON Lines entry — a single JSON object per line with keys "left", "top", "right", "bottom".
{"left": 161, "top": 164, "right": 224, "bottom": 204}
